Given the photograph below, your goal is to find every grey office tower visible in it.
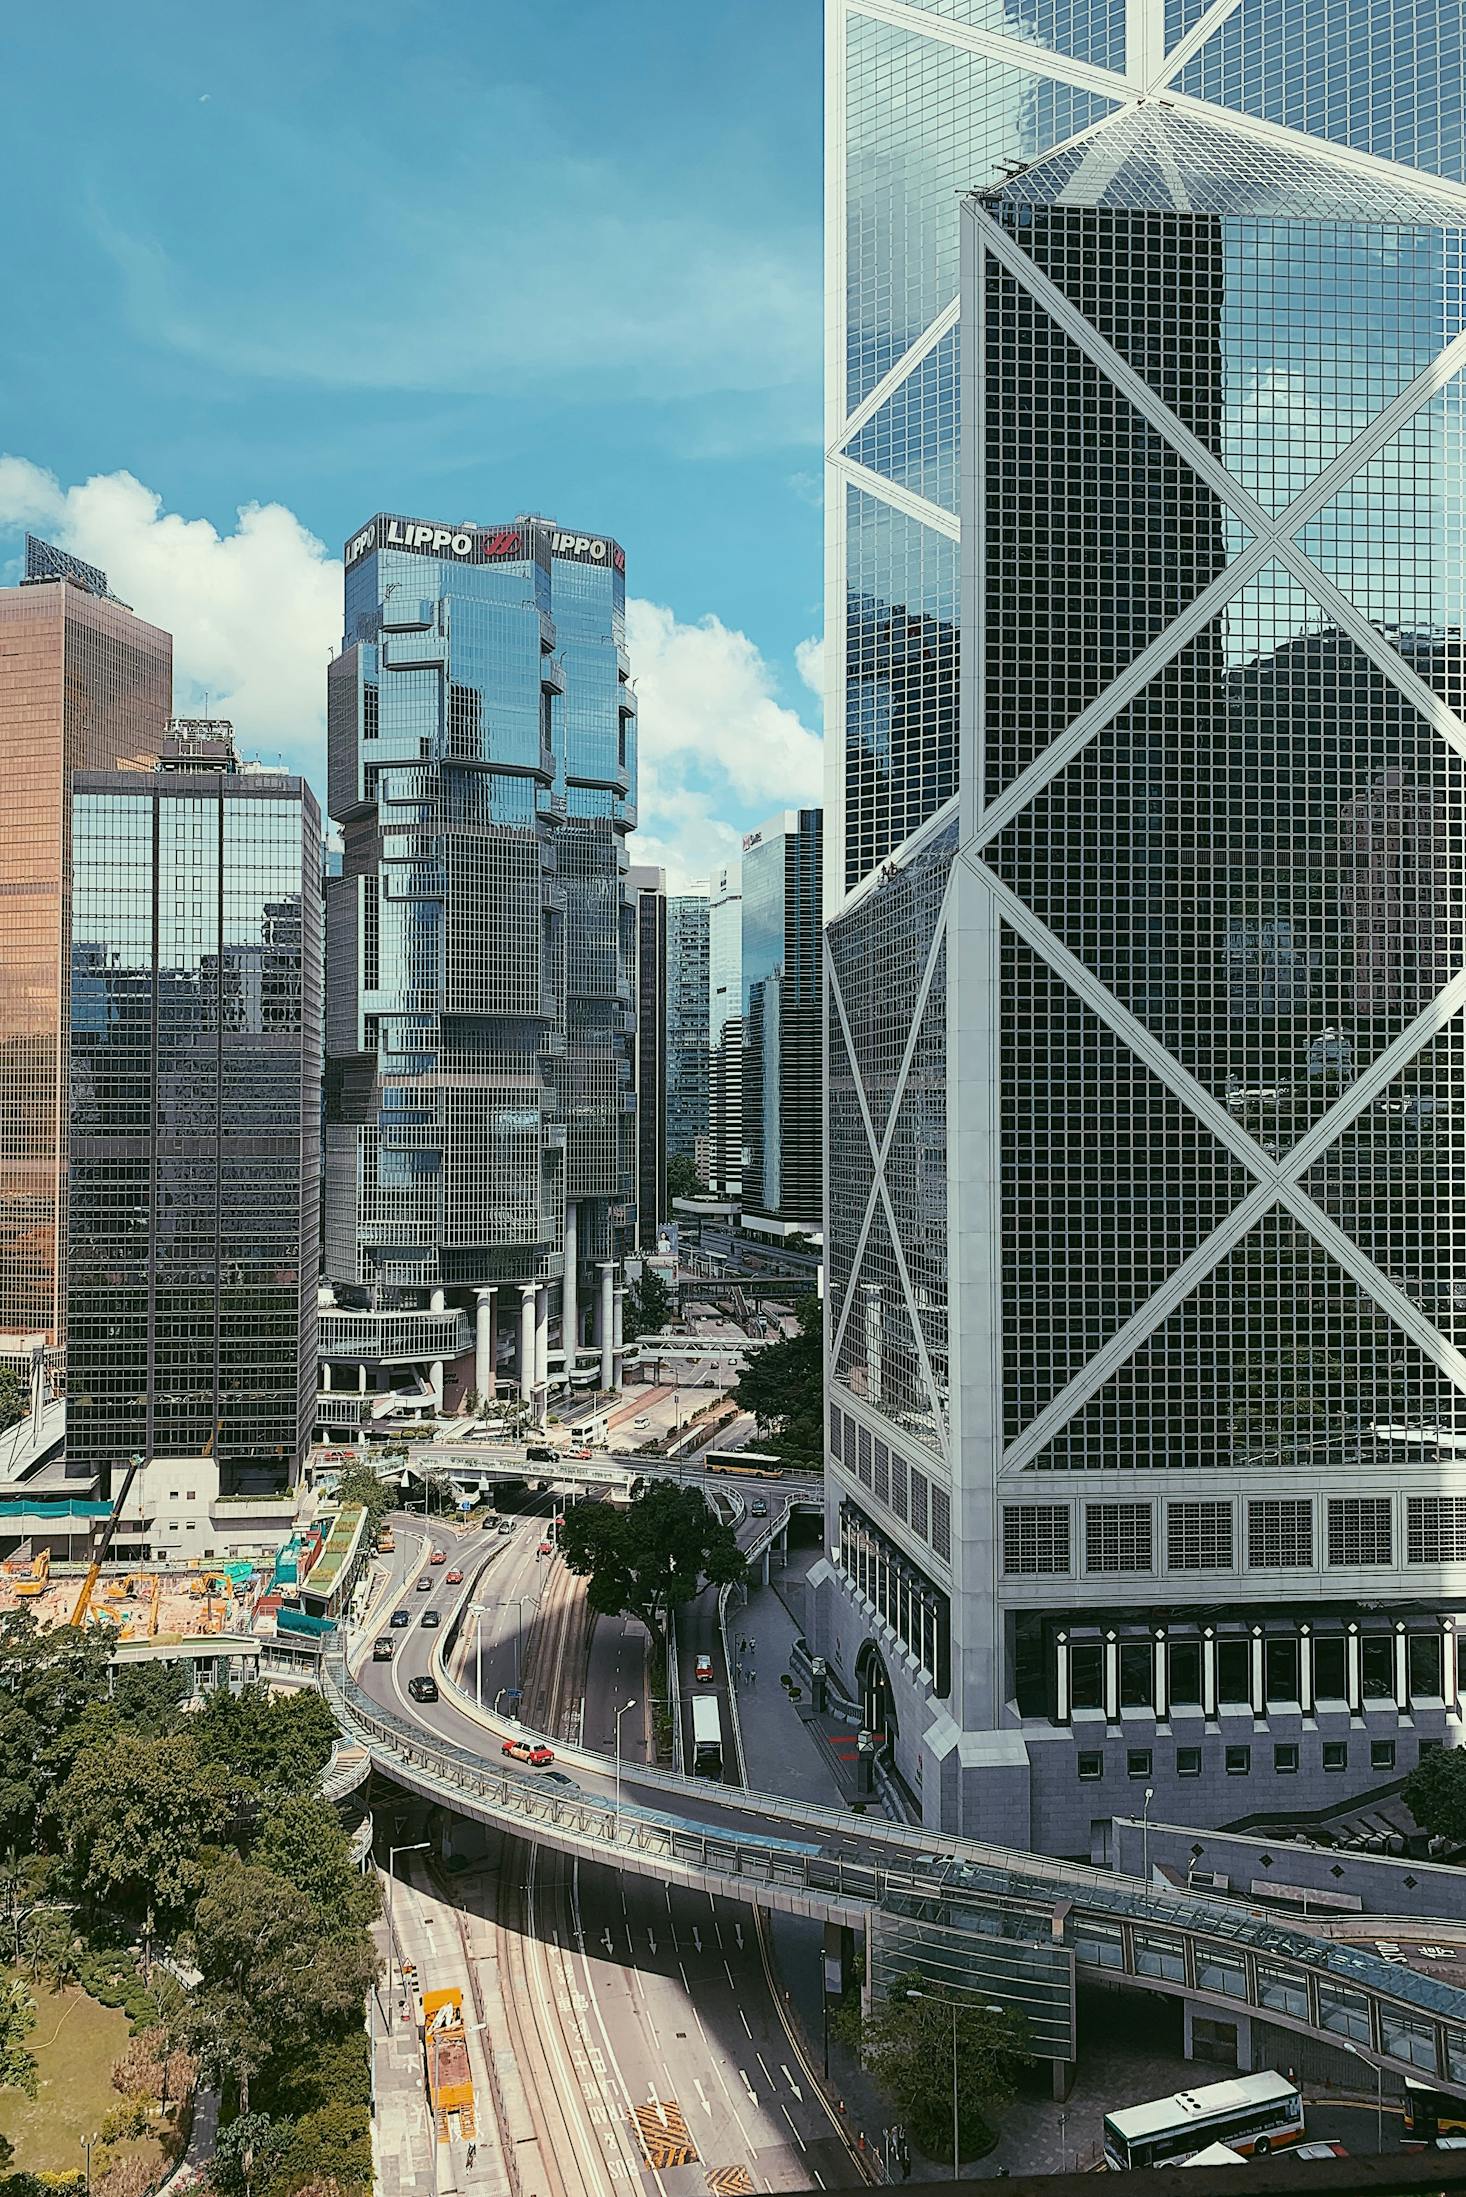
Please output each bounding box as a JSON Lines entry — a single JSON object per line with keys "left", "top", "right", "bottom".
{"left": 68, "top": 728, "right": 321, "bottom": 1497}
{"left": 323, "top": 515, "right": 637, "bottom": 1422}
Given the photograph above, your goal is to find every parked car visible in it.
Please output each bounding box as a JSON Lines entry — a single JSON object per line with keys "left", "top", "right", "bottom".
{"left": 429, "top": 1548, "right": 447, "bottom": 1566}
{"left": 694, "top": 1653, "right": 715, "bottom": 1684}
{"left": 408, "top": 1675, "right": 439, "bottom": 1703}
{"left": 446, "top": 1567, "right": 464, "bottom": 1584}
{"left": 502, "top": 1738, "right": 555, "bottom": 1766}
{"left": 373, "top": 1639, "right": 394, "bottom": 1661}
{"left": 421, "top": 1609, "right": 441, "bottom": 1628}
{"left": 391, "top": 1607, "right": 410, "bottom": 1628}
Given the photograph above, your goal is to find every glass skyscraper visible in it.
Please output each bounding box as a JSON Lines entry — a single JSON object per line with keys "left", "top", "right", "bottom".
{"left": 68, "top": 732, "right": 321, "bottom": 1498}
{"left": 707, "top": 861, "right": 743, "bottom": 1202}
{"left": 628, "top": 864, "right": 668, "bottom": 1251}
{"left": 820, "top": 0, "right": 1466, "bottom": 1850}
{"left": 667, "top": 893, "right": 711, "bottom": 1181}
{"left": 323, "top": 515, "right": 636, "bottom": 1420}
{"left": 741, "top": 808, "right": 823, "bottom": 1231}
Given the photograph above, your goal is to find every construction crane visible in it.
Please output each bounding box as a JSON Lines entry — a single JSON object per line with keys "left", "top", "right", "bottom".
{"left": 70, "top": 1453, "right": 146, "bottom": 1627}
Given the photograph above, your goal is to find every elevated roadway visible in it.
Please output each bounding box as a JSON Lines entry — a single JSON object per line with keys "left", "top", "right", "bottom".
{"left": 336, "top": 1507, "right": 1466, "bottom": 2093}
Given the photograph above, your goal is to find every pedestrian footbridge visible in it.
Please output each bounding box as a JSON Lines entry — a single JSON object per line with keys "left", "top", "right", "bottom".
{"left": 324, "top": 1646, "right": 1466, "bottom": 2090}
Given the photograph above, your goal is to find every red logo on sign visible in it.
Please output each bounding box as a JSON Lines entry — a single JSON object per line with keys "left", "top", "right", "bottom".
{"left": 480, "top": 528, "right": 521, "bottom": 559}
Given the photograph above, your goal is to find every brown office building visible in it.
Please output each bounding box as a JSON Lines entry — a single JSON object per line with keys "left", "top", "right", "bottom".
{"left": 0, "top": 537, "right": 170, "bottom": 1371}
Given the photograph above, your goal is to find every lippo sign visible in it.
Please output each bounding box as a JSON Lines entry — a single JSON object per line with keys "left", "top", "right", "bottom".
{"left": 343, "top": 515, "right": 528, "bottom": 568}
{"left": 344, "top": 514, "right": 624, "bottom": 574}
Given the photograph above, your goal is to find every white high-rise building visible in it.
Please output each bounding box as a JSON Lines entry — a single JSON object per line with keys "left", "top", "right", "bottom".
{"left": 816, "top": 0, "right": 1466, "bottom": 1854}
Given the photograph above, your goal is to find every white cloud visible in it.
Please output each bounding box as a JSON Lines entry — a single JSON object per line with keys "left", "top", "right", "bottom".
{"left": 0, "top": 457, "right": 338, "bottom": 777}
{"left": 794, "top": 632, "right": 825, "bottom": 701}
{"left": 0, "top": 463, "right": 822, "bottom": 889}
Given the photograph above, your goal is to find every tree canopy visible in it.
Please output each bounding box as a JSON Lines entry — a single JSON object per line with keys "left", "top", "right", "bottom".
{"left": 841, "top": 1976, "right": 1031, "bottom": 2165}
{"left": 732, "top": 1295, "right": 822, "bottom": 1467}
{"left": 0, "top": 1365, "right": 29, "bottom": 1438}
{"left": 557, "top": 1480, "right": 746, "bottom": 1636}
{"left": 1404, "top": 1746, "right": 1466, "bottom": 1841}
{"left": 622, "top": 1266, "right": 675, "bottom": 1343}
{"left": 666, "top": 1153, "right": 699, "bottom": 1204}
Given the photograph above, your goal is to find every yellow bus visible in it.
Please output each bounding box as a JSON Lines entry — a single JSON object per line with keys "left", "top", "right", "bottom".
{"left": 706, "top": 1454, "right": 784, "bottom": 1480}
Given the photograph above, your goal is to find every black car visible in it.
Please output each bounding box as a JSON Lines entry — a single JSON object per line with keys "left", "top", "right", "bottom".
{"left": 420, "top": 1609, "right": 440, "bottom": 1629}
{"left": 408, "top": 1675, "right": 439, "bottom": 1703}
{"left": 372, "top": 1638, "right": 394, "bottom": 1661}
{"left": 390, "top": 1608, "right": 410, "bottom": 1628}
{"left": 526, "top": 1444, "right": 559, "bottom": 1465}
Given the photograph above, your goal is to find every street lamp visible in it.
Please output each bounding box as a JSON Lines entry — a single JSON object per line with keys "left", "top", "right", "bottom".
{"left": 906, "top": 1990, "right": 1006, "bottom": 2173}
{"left": 387, "top": 1840, "right": 431, "bottom": 1986}
{"left": 1342, "top": 2040, "right": 1385, "bottom": 2154}
{"left": 1142, "top": 1786, "right": 1156, "bottom": 1902}
{"left": 82, "top": 2134, "right": 95, "bottom": 2197}
{"left": 614, "top": 1697, "right": 638, "bottom": 1841}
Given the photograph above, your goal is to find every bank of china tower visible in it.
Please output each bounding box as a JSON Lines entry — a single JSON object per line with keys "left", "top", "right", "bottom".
{"left": 817, "top": 0, "right": 1466, "bottom": 1853}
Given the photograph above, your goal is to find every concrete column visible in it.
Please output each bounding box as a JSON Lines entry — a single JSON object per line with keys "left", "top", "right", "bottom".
{"left": 519, "top": 1284, "right": 536, "bottom": 1404}
{"left": 1347, "top": 1623, "right": 1362, "bottom": 1711}
{"left": 475, "top": 1289, "right": 497, "bottom": 1400}
{"left": 1202, "top": 1628, "right": 1217, "bottom": 1717}
{"left": 562, "top": 1202, "right": 579, "bottom": 1376}
{"left": 358, "top": 1364, "right": 368, "bottom": 1392}
{"left": 1250, "top": 1626, "right": 1265, "bottom": 1714}
{"left": 1300, "top": 1627, "right": 1314, "bottom": 1715}
{"left": 429, "top": 1359, "right": 444, "bottom": 1410}
{"left": 535, "top": 1284, "right": 549, "bottom": 1399}
{"left": 612, "top": 1283, "right": 624, "bottom": 1392}
{"left": 1103, "top": 1632, "right": 1119, "bottom": 1721}
{"left": 598, "top": 1262, "right": 615, "bottom": 1390}
{"left": 761, "top": 1546, "right": 772, "bottom": 1587}
{"left": 1445, "top": 1620, "right": 1458, "bottom": 1711}
{"left": 1153, "top": 1630, "right": 1168, "bottom": 1721}
{"left": 1395, "top": 1622, "right": 1409, "bottom": 1710}
{"left": 321, "top": 1363, "right": 332, "bottom": 1391}
{"left": 1055, "top": 1632, "right": 1071, "bottom": 1723}
{"left": 430, "top": 1286, "right": 446, "bottom": 1313}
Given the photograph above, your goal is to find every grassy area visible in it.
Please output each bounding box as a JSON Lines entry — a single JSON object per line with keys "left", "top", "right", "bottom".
{"left": 0, "top": 1974, "right": 183, "bottom": 2178}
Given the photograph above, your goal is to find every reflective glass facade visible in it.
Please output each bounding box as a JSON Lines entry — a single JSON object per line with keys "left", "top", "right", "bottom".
{"left": 666, "top": 894, "right": 711, "bottom": 1175}
{"left": 823, "top": 0, "right": 1466, "bottom": 1847}
{"left": 324, "top": 517, "right": 635, "bottom": 1383}
{"left": 68, "top": 769, "right": 321, "bottom": 1495}
{"left": 707, "top": 862, "right": 743, "bottom": 1200}
{"left": 0, "top": 564, "right": 169, "bottom": 1360}
{"left": 741, "top": 809, "right": 823, "bottom": 1226}
{"left": 629, "top": 865, "right": 667, "bottom": 1250}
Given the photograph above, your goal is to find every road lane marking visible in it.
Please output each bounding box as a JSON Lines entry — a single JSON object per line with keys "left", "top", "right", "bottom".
{"left": 724, "top": 1961, "right": 737, "bottom": 1989}
{"left": 739, "top": 2070, "right": 758, "bottom": 2104}
{"left": 693, "top": 1927, "right": 703, "bottom": 1953}
{"left": 694, "top": 2079, "right": 713, "bottom": 2117}
{"left": 782, "top": 2066, "right": 803, "bottom": 2102}
{"left": 781, "top": 2105, "right": 806, "bottom": 2150}
{"left": 738, "top": 2010, "right": 752, "bottom": 2039}
{"left": 756, "top": 2054, "right": 775, "bottom": 2089}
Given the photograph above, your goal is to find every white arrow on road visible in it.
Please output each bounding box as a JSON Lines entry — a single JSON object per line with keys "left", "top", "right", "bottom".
{"left": 602, "top": 1928, "right": 614, "bottom": 1955}
{"left": 694, "top": 2079, "right": 713, "bottom": 2117}
{"left": 783, "top": 2066, "right": 804, "bottom": 2102}
{"left": 647, "top": 1928, "right": 657, "bottom": 1956}
{"left": 734, "top": 1924, "right": 744, "bottom": 1951}
{"left": 692, "top": 1927, "right": 703, "bottom": 1953}
{"left": 740, "top": 2070, "right": 758, "bottom": 2104}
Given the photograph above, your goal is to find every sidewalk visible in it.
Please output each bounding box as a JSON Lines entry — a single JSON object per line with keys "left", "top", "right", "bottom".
{"left": 374, "top": 1861, "right": 513, "bottom": 2197}
{"left": 729, "top": 1553, "right": 870, "bottom": 1810}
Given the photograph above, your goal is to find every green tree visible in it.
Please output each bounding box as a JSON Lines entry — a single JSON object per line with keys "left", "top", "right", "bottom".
{"left": 192, "top": 1685, "right": 340, "bottom": 1798}
{"left": 733, "top": 1295, "right": 822, "bottom": 1466}
{"left": 848, "top": 1978, "right": 1030, "bottom": 2166}
{"left": 212, "top": 2110, "right": 293, "bottom": 2197}
{"left": 251, "top": 1795, "right": 380, "bottom": 1935}
{"left": 56, "top": 1732, "right": 241, "bottom": 1918}
{"left": 270, "top": 2099, "right": 372, "bottom": 2196}
{"left": 188, "top": 1861, "right": 377, "bottom": 2114}
{"left": 0, "top": 1610, "right": 118, "bottom": 1851}
{"left": 0, "top": 1977, "right": 36, "bottom": 2098}
{"left": 622, "top": 1267, "right": 674, "bottom": 1343}
{"left": 329, "top": 1463, "right": 393, "bottom": 1539}
{"left": 666, "top": 1153, "right": 699, "bottom": 1204}
{"left": 558, "top": 1480, "right": 746, "bottom": 1637}
{"left": 1404, "top": 1747, "right": 1466, "bottom": 1840}
{"left": 0, "top": 1366, "right": 28, "bottom": 1437}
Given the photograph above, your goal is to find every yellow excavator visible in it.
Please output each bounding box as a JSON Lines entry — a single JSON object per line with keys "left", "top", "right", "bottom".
{"left": 6, "top": 1549, "right": 50, "bottom": 1598}
{"left": 70, "top": 1453, "right": 146, "bottom": 1628}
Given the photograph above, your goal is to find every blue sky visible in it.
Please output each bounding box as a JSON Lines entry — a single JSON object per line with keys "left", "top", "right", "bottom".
{"left": 0, "top": 0, "right": 825, "bottom": 885}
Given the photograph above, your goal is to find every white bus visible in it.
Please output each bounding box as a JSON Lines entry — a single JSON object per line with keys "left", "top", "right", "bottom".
{"left": 690, "top": 1693, "right": 723, "bottom": 1778}
{"left": 1103, "top": 2072, "right": 1305, "bottom": 2170}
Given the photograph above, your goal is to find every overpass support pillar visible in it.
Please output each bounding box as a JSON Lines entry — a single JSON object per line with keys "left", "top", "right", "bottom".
{"left": 1051, "top": 2057, "right": 1076, "bottom": 2102}
{"left": 519, "top": 1284, "right": 536, "bottom": 1404}
{"left": 475, "top": 1288, "right": 497, "bottom": 1401}
{"left": 822, "top": 1919, "right": 853, "bottom": 1998}
{"left": 535, "top": 1285, "right": 550, "bottom": 1420}
{"left": 612, "top": 1283, "right": 624, "bottom": 1392}
{"left": 760, "top": 1546, "right": 772, "bottom": 1587}
{"left": 1182, "top": 2001, "right": 1252, "bottom": 2074}
{"left": 562, "top": 1201, "right": 579, "bottom": 1380}
{"left": 598, "top": 1263, "right": 615, "bottom": 1391}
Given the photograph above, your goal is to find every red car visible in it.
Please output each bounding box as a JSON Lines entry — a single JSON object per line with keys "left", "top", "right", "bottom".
{"left": 445, "top": 1567, "right": 464, "bottom": 1584}
{"left": 429, "top": 1549, "right": 447, "bottom": 1566}
{"left": 502, "top": 1738, "right": 555, "bottom": 1767}
{"left": 537, "top": 1540, "right": 554, "bottom": 1557}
